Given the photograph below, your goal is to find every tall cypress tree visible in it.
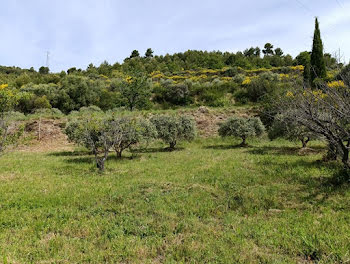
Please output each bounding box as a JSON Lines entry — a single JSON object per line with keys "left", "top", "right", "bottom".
{"left": 310, "top": 18, "right": 327, "bottom": 84}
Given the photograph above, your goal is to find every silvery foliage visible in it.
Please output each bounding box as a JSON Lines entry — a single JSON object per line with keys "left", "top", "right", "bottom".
{"left": 218, "top": 117, "right": 265, "bottom": 145}
{"left": 151, "top": 115, "right": 196, "bottom": 149}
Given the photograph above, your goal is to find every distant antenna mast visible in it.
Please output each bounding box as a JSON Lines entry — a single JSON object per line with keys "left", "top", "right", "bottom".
{"left": 46, "top": 51, "right": 50, "bottom": 69}
{"left": 334, "top": 48, "right": 345, "bottom": 65}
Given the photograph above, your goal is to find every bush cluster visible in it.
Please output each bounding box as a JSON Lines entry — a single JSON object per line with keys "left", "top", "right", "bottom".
{"left": 65, "top": 110, "right": 196, "bottom": 171}
{"left": 218, "top": 117, "right": 265, "bottom": 146}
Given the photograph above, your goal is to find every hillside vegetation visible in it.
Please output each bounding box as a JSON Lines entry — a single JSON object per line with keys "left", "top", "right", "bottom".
{"left": 0, "top": 44, "right": 341, "bottom": 114}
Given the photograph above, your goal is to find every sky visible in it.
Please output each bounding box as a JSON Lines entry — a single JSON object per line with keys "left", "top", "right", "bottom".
{"left": 0, "top": 0, "right": 349, "bottom": 72}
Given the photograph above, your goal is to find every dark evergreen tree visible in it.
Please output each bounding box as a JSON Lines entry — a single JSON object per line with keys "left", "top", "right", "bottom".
{"left": 310, "top": 18, "right": 327, "bottom": 83}
{"left": 254, "top": 47, "right": 261, "bottom": 57}
{"left": 145, "top": 48, "right": 154, "bottom": 58}
{"left": 303, "top": 61, "right": 311, "bottom": 83}
{"left": 130, "top": 50, "right": 140, "bottom": 59}
{"left": 39, "top": 66, "right": 49, "bottom": 74}
{"left": 274, "top": 48, "right": 284, "bottom": 57}
{"left": 263, "top": 43, "right": 274, "bottom": 56}
{"left": 296, "top": 51, "right": 311, "bottom": 83}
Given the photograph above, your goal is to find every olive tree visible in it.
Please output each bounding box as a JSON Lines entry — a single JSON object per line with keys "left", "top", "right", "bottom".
{"left": 65, "top": 113, "right": 115, "bottom": 171}
{"left": 151, "top": 115, "right": 196, "bottom": 150}
{"left": 218, "top": 117, "right": 265, "bottom": 146}
{"left": 275, "top": 75, "right": 350, "bottom": 168}
{"left": 65, "top": 112, "right": 157, "bottom": 170}
{"left": 268, "top": 114, "right": 316, "bottom": 148}
{"left": 111, "top": 117, "right": 157, "bottom": 158}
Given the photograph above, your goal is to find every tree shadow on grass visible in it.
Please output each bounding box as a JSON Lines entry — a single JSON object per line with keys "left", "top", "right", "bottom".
{"left": 131, "top": 147, "right": 184, "bottom": 154}
{"left": 204, "top": 144, "right": 252, "bottom": 150}
{"left": 259, "top": 157, "right": 349, "bottom": 205}
{"left": 247, "top": 145, "right": 325, "bottom": 156}
{"left": 47, "top": 150, "right": 88, "bottom": 157}
{"left": 65, "top": 156, "right": 95, "bottom": 164}
{"left": 296, "top": 162, "right": 350, "bottom": 205}
{"left": 64, "top": 153, "right": 141, "bottom": 165}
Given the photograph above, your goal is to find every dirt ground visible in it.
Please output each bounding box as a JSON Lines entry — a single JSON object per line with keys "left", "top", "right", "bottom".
{"left": 17, "top": 119, "right": 74, "bottom": 153}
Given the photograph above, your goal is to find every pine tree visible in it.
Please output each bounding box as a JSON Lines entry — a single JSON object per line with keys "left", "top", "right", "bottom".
{"left": 130, "top": 50, "right": 140, "bottom": 59}
{"left": 310, "top": 18, "right": 327, "bottom": 84}
{"left": 145, "top": 48, "right": 154, "bottom": 58}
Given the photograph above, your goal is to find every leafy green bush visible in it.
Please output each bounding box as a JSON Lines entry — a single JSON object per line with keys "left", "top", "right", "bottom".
{"left": 119, "top": 75, "right": 152, "bottom": 111}
{"left": 65, "top": 111, "right": 158, "bottom": 170}
{"left": 154, "top": 80, "right": 192, "bottom": 106}
{"left": 65, "top": 113, "right": 112, "bottom": 171}
{"left": 233, "top": 88, "right": 249, "bottom": 104}
{"left": 33, "top": 95, "right": 52, "bottom": 110}
{"left": 111, "top": 116, "right": 157, "bottom": 158}
{"left": 6, "top": 111, "right": 26, "bottom": 121}
{"left": 268, "top": 114, "right": 315, "bottom": 148}
{"left": 246, "top": 76, "right": 278, "bottom": 102}
{"left": 218, "top": 117, "right": 265, "bottom": 146}
{"left": 151, "top": 115, "right": 196, "bottom": 149}
{"left": 0, "top": 85, "right": 21, "bottom": 154}
{"left": 30, "top": 108, "right": 64, "bottom": 119}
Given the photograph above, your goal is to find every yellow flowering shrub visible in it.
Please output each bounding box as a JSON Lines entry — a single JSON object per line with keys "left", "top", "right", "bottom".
{"left": 99, "top": 74, "right": 108, "bottom": 79}
{"left": 0, "top": 84, "right": 9, "bottom": 90}
{"left": 242, "top": 77, "right": 252, "bottom": 85}
{"left": 0, "top": 84, "right": 20, "bottom": 114}
{"left": 286, "top": 91, "right": 294, "bottom": 97}
{"left": 300, "top": 90, "right": 327, "bottom": 101}
{"left": 150, "top": 71, "right": 165, "bottom": 79}
{"left": 328, "top": 80, "right": 346, "bottom": 88}
{"left": 200, "top": 69, "right": 219, "bottom": 75}
{"left": 279, "top": 74, "right": 290, "bottom": 80}
{"left": 290, "top": 65, "right": 304, "bottom": 71}
{"left": 221, "top": 77, "right": 233, "bottom": 82}
{"left": 170, "top": 75, "right": 186, "bottom": 81}
{"left": 125, "top": 76, "right": 133, "bottom": 83}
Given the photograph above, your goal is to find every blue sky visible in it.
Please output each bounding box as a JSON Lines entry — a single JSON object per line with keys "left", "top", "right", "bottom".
{"left": 0, "top": 0, "right": 349, "bottom": 72}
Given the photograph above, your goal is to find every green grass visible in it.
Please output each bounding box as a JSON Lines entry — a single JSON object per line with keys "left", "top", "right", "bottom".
{"left": 0, "top": 138, "right": 350, "bottom": 263}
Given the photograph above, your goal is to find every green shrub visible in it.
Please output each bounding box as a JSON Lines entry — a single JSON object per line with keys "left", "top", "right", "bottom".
{"left": 119, "top": 75, "right": 152, "bottom": 111}
{"left": 111, "top": 116, "right": 157, "bottom": 158}
{"left": 268, "top": 114, "right": 316, "bottom": 148}
{"left": 233, "top": 88, "right": 249, "bottom": 104}
{"left": 33, "top": 95, "right": 52, "bottom": 110}
{"left": 218, "top": 117, "right": 265, "bottom": 146}
{"left": 246, "top": 77, "right": 277, "bottom": 102}
{"left": 65, "top": 111, "right": 158, "bottom": 170}
{"left": 151, "top": 115, "right": 196, "bottom": 149}
{"left": 6, "top": 111, "right": 26, "bottom": 121}
{"left": 30, "top": 108, "right": 64, "bottom": 119}
{"left": 154, "top": 80, "right": 192, "bottom": 106}
{"left": 65, "top": 113, "right": 112, "bottom": 171}
{"left": 0, "top": 85, "right": 21, "bottom": 154}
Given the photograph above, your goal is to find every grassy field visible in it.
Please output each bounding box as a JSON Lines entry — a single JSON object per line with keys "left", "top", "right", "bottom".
{"left": 0, "top": 137, "right": 349, "bottom": 263}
